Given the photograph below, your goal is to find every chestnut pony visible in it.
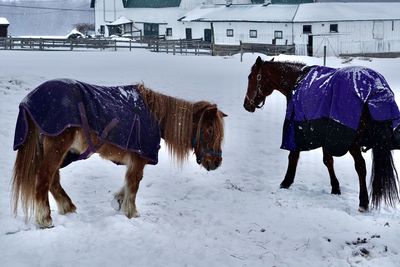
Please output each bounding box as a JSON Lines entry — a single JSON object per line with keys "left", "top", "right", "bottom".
{"left": 12, "top": 83, "right": 226, "bottom": 228}
{"left": 243, "top": 56, "right": 399, "bottom": 211}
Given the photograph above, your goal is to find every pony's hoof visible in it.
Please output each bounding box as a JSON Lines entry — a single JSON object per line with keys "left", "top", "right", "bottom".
{"left": 125, "top": 210, "right": 140, "bottom": 219}
{"left": 36, "top": 218, "right": 54, "bottom": 229}
{"left": 280, "top": 183, "right": 291, "bottom": 189}
{"left": 358, "top": 206, "right": 369, "bottom": 213}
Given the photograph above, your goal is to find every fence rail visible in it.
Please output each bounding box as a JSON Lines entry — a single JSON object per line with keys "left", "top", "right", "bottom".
{"left": 0, "top": 37, "right": 296, "bottom": 57}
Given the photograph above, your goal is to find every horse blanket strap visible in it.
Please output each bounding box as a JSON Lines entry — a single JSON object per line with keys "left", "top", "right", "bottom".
{"left": 281, "top": 66, "right": 400, "bottom": 156}
{"left": 77, "top": 103, "right": 119, "bottom": 161}
{"left": 13, "top": 79, "right": 161, "bottom": 165}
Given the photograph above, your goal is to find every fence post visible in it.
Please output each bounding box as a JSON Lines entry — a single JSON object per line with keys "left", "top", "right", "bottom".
{"left": 115, "top": 40, "right": 117, "bottom": 51}
{"left": 70, "top": 40, "right": 73, "bottom": 51}
{"left": 240, "top": 41, "right": 243, "bottom": 62}
{"left": 323, "top": 45, "right": 327, "bottom": 66}
{"left": 129, "top": 40, "right": 132, "bottom": 51}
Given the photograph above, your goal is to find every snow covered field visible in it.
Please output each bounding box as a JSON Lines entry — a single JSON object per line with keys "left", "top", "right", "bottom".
{"left": 0, "top": 50, "right": 399, "bottom": 267}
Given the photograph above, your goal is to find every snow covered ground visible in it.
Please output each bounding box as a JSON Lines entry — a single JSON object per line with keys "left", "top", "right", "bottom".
{"left": 0, "top": 50, "right": 399, "bottom": 267}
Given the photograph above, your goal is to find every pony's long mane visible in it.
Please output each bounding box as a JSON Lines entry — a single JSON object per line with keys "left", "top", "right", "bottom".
{"left": 137, "top": 84, "right": 194, "bottom": 164}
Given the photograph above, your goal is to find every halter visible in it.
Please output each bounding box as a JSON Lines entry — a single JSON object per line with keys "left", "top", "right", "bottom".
{"left": 192, "top": 129, "right": 222, "bottom": 164}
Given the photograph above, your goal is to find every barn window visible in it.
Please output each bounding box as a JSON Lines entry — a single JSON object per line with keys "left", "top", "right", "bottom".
{"left": 303, "top": 25, "right": 312, "bottom": 34}
{"left": 249, "top": 30, "right": 257, "bottom": 38}
{"left": 100, "top": 25, "right": 105, "bottom": 35}
{"left": 226, "top": 29, "right": 234, "bottom": 37}
{"left": 330, "top": 24, "right": 338, "bottom": 33}
{"left": 274, "top": 31, "right": 283, "bottom": 39}
{"left": 166, "top": 28, "right": 172, "bottom": 36}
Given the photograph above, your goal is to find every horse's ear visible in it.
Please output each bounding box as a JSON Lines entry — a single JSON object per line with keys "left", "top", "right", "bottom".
{"left": 270, "top": 57, "right": 275, "bottom": 62}
{"left": 256, "top": 56, "right": 263, "bottom": 66}
{"left": 220, "top": 111, "right": 228, "bottom": 117}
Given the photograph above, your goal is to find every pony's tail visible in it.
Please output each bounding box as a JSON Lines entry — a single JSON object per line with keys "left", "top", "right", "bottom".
{"left": 370, "top": 147, "right": 399, "bottom": 208}
{"left": 11, "top": 117, "right": 42, "bottom": 221}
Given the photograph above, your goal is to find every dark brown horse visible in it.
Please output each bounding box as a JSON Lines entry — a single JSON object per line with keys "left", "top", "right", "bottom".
{"left": 243, "top": 56, "right": 399, "bottom": 211}
{"left": 12, "top": 82, "right": 227, "bottom": 228}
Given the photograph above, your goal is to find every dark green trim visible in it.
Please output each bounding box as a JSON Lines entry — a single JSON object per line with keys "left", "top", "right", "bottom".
{"left": 123, "top": 0, "right": 181, "bottom": 8}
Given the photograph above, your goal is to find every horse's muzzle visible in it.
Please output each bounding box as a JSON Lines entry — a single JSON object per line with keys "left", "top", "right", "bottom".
{"left": 243, "top": 101, "right": 255, "bottom": 113}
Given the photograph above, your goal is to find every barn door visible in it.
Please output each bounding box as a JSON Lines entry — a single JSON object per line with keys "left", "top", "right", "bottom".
{"left": 373, "top": 21, "right": 384, "bottom": 39}
{"left": 204, "top": 29, "right": 212, "bottom": 42}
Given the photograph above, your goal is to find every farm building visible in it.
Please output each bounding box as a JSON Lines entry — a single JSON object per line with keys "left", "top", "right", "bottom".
{"left": 91, "top": 1, "right": 400, "bottom": 56}
{"left": 293, "top": 2, "right": 400, "bottom": 56}
{"left": 181, "top": 2, "right": 400, "bottom": 56}
{"left": 0, "top": 17, "right": 10, "bottom": 37}
{"left": 90, "top": 0, "right": 262, "bottom": 39}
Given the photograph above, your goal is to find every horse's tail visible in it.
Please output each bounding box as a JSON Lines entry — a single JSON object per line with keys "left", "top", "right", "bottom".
{"left": 370, "top": 147, "right": 399, "bottom": 208}
{"left": 11, "top": 116, "right": 42, "bottom": 221}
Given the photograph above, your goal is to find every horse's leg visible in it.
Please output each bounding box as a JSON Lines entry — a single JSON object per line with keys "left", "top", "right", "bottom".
{"left": 349, "top": 146, "right": 368, "bottom": 212}
{"left": 322, "top": 149, "right": 341, "bottom": 195}
{"left": 121, "top": 154, "right": 147, "bottom": 218}
{"left": 280, "top": 151, "right": 300, "bottom": 189}
{"left": 50, "top": 170, "right": 76, "bottom": 215}
{"left": 35, "top": 129, "right": 75, "bottom": 228}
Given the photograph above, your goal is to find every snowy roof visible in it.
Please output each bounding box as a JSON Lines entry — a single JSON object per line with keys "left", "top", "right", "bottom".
{"left": 0, "top": 17, "right": 10, "bottom": 25}
{"left": 129, "top": 7, "right": 186, "bottom": 24}
{"left": 181, "top": 2, "right": 400, "bottom": 23}
{"left": 106, "top": 16, "right": 133, "bottom": 26}
{"left": 294, "top": 2, "right": 400, "bottom": 22}
{"left": 180, "top": 4, "right": 298, "bottom": 22}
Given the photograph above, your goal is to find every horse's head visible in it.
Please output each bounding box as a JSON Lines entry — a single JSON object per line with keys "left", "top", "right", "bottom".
{"left": 243, "top": 56, "right": 277, "bottom": 112}
{"left": 193, "top": 102, "right": 227, "bottom": 171}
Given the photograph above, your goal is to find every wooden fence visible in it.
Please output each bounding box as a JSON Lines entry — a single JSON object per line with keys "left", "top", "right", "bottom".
{"left": 0, "top": 37, "right": 295, "bottom": 57}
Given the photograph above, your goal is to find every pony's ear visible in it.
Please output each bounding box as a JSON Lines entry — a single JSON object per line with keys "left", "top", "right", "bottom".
{"left": 220, "top": 111, "right": 228, "bottom": 117}
{"left": 270, "top": 57, "right": 275, "bottom": 62}
{"left": 204, "top": 105, "right": 218, "bottom": 118}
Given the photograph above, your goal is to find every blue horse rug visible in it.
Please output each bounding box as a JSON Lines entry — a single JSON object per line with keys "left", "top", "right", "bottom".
{"left": 281, "top": 66, "right": 400, "bottom": 156}
{"left": 14, "top": 79, "right": 161, "bottom": 165}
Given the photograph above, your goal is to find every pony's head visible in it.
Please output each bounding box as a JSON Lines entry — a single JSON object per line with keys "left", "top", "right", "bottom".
{"left": 243, "top": 56, "right": 277, "bottom": 112}
{"left": 193, "top": 102, "right": 227, "bottom": 171}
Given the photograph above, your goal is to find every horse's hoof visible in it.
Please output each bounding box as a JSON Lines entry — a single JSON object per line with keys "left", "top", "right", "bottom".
{"left": 280, "top": 183, "right": 290, "bottom": 189}
{"left": 358, "top": 206, "right": 369, "bottom": 213}
{"left": 331, "top": 188, "right": 341, "bottom": 195}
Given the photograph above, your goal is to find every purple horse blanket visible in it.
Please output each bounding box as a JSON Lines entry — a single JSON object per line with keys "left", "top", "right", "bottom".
{"left": 14, "top": 79, "right": 161, "bottom": 165}
{"left": 281, "top": 66, "right": 400, "bottom": 156}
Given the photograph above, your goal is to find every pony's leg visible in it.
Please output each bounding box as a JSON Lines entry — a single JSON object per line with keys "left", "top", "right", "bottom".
{"left": 322, "top": 150, "right": 341, "bottom": 195}
{"left": 35, "top": 130, "right": 75, "bottom": 228}
{"left": 121, "top": 154, "right": 147, "bottom": 218}
{"left": 280, "top": 151, "right": 300, "bottom": 189}
{"left": 349, "top": 146, "right": 368, "bottom": 212}
{"left": 50, "top": 170, "right": 76, "bottom": 215}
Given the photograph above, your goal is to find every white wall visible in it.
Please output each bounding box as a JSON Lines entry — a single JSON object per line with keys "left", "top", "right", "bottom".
{"left": 294, "top": 20, "right": 400, "bottom": 56}
{"left": 212, "top": 22, "right": 293, "bottom": 45}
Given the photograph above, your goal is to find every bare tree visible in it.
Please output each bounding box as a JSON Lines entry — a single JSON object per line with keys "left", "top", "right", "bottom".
{"left": 73, "top": 23, "right": 95, "bottom": 35}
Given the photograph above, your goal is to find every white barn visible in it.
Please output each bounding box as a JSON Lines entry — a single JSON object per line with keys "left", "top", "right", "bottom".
{"left": 91, "top": 1, "right": 400, "bottom": 56}
{"left": 293, "top": 2, "right": 400, "bottom": 56}
{"left": 182, "top": 2, "right": 400, "bottom": 56}
{"left": 90, "top": 0, "right": 253, "bottom": 40}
